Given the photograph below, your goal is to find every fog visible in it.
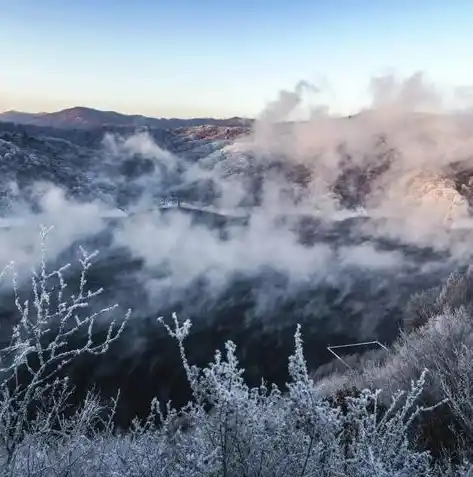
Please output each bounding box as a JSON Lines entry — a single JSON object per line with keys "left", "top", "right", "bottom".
{"left": 1, "top": 72, "right": 473, "bottom": 418}
{"left": 2, "top": 73, "right": 473, "bottom": 312}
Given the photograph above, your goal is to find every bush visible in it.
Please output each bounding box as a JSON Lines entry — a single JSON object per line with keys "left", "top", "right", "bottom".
{"left": 324, "top": 266, "right": 473, "bottom": 464}
{"left": 404, "top": 266, "right": 473, "bottom": 332}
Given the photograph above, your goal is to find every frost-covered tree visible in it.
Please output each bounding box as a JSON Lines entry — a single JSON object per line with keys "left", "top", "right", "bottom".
{"left": 0, "top": 226, "right": 130, "bottom": 471}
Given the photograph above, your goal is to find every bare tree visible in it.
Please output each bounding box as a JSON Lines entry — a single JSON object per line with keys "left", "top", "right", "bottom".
{"left": 0, "top": 225, "right": 130, "bottom": 471}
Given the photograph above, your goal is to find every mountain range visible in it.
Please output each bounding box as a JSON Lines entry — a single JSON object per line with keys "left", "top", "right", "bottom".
{"left": 0, "top": 106, "right": 254, "bottom": 130}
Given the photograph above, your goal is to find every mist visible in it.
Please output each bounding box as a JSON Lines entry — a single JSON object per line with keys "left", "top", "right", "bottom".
{"left": 3, "top": 72, "right": 473, "bottom": 319}
{"left": 1, "top": 71, "right": 473, "bottom": 420}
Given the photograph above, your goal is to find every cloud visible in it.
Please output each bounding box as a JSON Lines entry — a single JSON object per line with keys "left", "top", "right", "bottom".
{"left": 0, "top": 183, "right": 108, "bottom": 274}
{"left": 5, "top": 72, "right": 473, "bottom": 422}
{"left": 102, "top": 131, "right": 176, "bottom": 165}
{"left": 369, "top": 72, "right": 443, "bottom": 113}
{"left": 2, "top": 70, "right": 473, "bottom": 347}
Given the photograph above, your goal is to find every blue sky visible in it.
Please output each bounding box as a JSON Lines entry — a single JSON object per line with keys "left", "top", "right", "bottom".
{"left": 1, "top": 0, "right": 473, "bottom": 117}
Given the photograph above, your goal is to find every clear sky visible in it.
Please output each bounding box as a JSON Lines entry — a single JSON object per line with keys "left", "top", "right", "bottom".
{"left": 1, "top": 0, "right": 473, "bottom": 118}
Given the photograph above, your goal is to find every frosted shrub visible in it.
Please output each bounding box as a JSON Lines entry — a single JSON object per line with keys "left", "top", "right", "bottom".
{"left": 316, "top": 265, "right": 473, "bottom": 465}
{"left": 0, "top": 226, "right": 130, "bottom": 473}
{"left": 152, "top": 314, "right": 440, "bottom": 477}
{"left": 404, "top": 266, "right": 473, "bottom": 332}
{"left": 381, "top": 308, "right": 473, "bottom": 458}
{"left": 0, "top": 231, "right": 470, "bottom": 476}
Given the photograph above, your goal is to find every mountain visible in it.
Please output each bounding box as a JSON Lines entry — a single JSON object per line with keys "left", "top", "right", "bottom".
{"left": 0, "top": 120, "right": 254, "bottom": 212}
{"left": 0, "top": 106, "right": 254, "bottom": 130}
{"left": 0, "top": 110, "right": 47, "bottom": 124}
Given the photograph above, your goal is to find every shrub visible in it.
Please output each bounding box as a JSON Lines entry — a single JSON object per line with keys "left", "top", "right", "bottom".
{"left": 0, "top": 226, "right": 130, "bottom": 472}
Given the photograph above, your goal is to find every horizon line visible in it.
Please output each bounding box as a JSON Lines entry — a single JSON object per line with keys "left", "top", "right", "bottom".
{"left": 0, "top": 105, "right": 256, "bottom": 121}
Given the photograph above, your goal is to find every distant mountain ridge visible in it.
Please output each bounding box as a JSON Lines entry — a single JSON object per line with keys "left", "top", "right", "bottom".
{"left": 0, "top": 106, "right": 254, "bottom": 130}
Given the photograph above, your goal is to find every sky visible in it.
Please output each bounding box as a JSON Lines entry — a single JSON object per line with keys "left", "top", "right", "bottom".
{"left": 1, "top": 0, "right": 473, "bottom": 118}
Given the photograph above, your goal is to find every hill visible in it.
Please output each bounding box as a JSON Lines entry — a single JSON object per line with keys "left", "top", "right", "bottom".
{"left": 0, "top": 106, "right": 254, "bottom": 130}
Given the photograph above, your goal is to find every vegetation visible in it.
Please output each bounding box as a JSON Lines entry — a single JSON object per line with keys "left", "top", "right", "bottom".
{"left": 0, "top": 229, "right": 473, "bottom": 476}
